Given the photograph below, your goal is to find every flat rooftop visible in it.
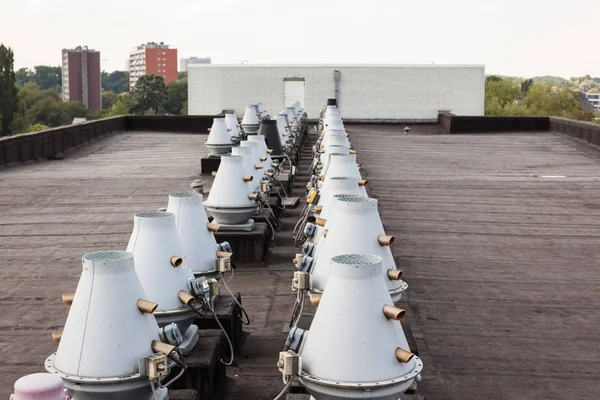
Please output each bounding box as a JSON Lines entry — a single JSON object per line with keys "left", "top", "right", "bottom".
{"left": 1, "top": 126, "right": 600, "bottom": 399}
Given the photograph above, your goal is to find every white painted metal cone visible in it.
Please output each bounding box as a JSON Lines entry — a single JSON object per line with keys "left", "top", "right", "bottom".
{"left": 310, "top": 196, "right": 406, "bottom": 302}
{"left": 240, "top": 141, "right": 266, "bottom": 177}
{"left": 247, "top": 135, "right": 274, "bottom": 166}
{"left": 241, "top": 105, "right": 260, "bottom": 133}
{"left": 127, "top": 212, "right": 194, "bottom": 313}
{"left": 319, "top": 145, "right": 350, "bottom": 172}
{"left": 12, "top": 373, "right": 68, "bottom": 400}
{"left": 206, "top": 117, "right": 234, "bottom": 155}
{"left": 300, "top": 254, "right": 422, "bottom": 400}
{"left": 322, "top": 153, "right": 362, "bottom": 181}
{"left": 51, "top": 251, "right": 160, "bottom": 378}
{"left": 204, "top": 155, "right": 258, "bottom": 224}
{"left": 275, "top": 115, "right": 289, "bottom": 145}
{"left": 322, "top": 134, "right": 351, "bottom": 150}
{"left": 167, "top": 193, "right": 219, "bottom": 274}
{"left": 317, "top": 177, "right": 367, "bottom": 217}
{"left": 225, "top": 113, "right": 242, "bottom": 137}
{"left": 232, "top": 146, "right": 261, "bottom": 191}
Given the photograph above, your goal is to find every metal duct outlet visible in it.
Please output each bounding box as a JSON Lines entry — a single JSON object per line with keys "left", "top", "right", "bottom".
{"left": 206, "top": 117, "right": 234, "bottom": 155}
{"left": 166, "top": 193, "right": 221, "bottom": 275}
{"left": 299, "top": 253, "right": 422, "bottom": 400}
{"left": 309, "top": 196, "right": 407, "bottom": 303}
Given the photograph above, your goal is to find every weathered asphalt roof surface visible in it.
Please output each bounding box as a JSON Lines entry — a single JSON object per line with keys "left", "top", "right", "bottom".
{"left": 2, "top": 126, "right": 600, "bottom": 400}
{"left": 349, "top": 125, "right": 600, "bottom": 400}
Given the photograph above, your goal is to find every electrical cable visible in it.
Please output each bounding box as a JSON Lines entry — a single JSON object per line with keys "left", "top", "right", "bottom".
{"left": 159, "top": 365, "right": 185, "bottom": 388}
{"left": 221, "top": 271, "right": 251, "bottom": 325}
{"left": 150, "top": 378, "right": 158, "bottom": 399}
{"left": 273, "top": 376, "right": 294, "bottom": 400}
{"left": 209, "top": 297, "right": 235, "bottom": 366}
{"left": 186, "top": 300, "right": 235, "bottom": 366}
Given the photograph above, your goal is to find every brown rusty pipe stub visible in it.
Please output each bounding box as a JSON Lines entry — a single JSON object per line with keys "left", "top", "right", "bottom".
{"left": 378, "top": 235, "right": 395, "bottom": 246}
{"left": 137, "top": 299, "right": 158, "bottom": 314}
{"left": 309, "top": 294, "right": 322, "bottom": 307}
{"left": 315, "top": 217, "right": 327, "bottom": 227}
{"left": 254, "top": 164, "right": 264, "bottom": 170}
{"left": 260, "top": 156, "right": 267, "bottom": 162}
{"left": 211, "top": 171, "right": 217, "bottom": 177}
{"left": 207, "top": 222, "right": 220, "bottom": 233}
{"left": 383, "top": 305, "right": 406, "bottom": 320}
{"left": 243, "top": 175, "right": 254, "bottom": 182}
{"left": 178, "top": 290, "right": 195, "bottom": 305}
{"left": 267, "top": 149, "right": 273, "bottom": 154}
{"left": 395, "top": 347, "right": 415, "bottom": 363}
{"left": 248, "top": 193, "right": 260, "bottom": 201}
{"left": 314, "top": 205, "right": 323, "bottom": 213}
{"left": 318, "top": 176, "right": 325, "bottom": 182}
{"left": 387, "top": 269, "right": 403, "bottom": 281}
{"left": 52, "top": 330, "right": 62, "bottom": 343}
{"left": 170, "top": 256, "right": 183, "bottom": 267}
{"left": 358, "top": 179, "right": 368, "bottom": 186}
{"left": 62, "top": 292, "right": 75, "bottom": 306}
{"left": 152, "top": 340, "right": 176, "bottom": 356}
{"left": 323, "top": 229, "right": 329, "bottom": 238}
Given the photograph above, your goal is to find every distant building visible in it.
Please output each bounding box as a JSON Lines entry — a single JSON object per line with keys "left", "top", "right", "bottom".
{"left": 129, "top": 42, "right": 178, "bottom": 90}
{"left": 180, "top": 57, "right": 211, "bottom": 72}
{"left": 585, "top": 93, "right": 600, "bottom": 112}
{"left": 61, "top": 46, "right": 101, "bottom": 112}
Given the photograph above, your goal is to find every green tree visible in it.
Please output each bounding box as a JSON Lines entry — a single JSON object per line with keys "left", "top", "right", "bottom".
{"left": 101, "top": 71, "right": 130, "bottom": 94}
{"left": 131, "top": 74, "right": 167, "bottom": 115}
{"left": 15, "top": 67, "right": 33, "bottom": 86}
{"left": 178, "top": 71, "right": 188, "bottom": 80}
{"left": 26, "top": 97, "right": 71, "bottom": 127}
{"left": 0, "top": 44, "right": 18, "bottom": 136}
{"left": 61, "top": 101, "right": 88, "bottom": 120}
{"left": 102, "top": 91, "right": 118, "bottom": 109}
{"left": 26, "top": 123, "right": 50, "bottom": 132}
{"left": 33, "top": 66, "right": 61, "bottom": 91}
{"left": 485, "top": 78, "right": 520, "bottom": 116}
{"left": 521, "top": 79, "right": 534, "bottom": 94}
{"left": 525, "top": 83, "right": 581, "bottom": 118}
{"left": 165, "top": 78, "right": 187, "bottom": 115}
{"left": 107, "top": 100, "right": 130, "bottom": 116}
{"left": 180, "top": 100, "right": 188, "bottom": 116}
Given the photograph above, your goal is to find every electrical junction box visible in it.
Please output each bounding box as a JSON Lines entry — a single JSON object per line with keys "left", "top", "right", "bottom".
{"left": 294, "top": 271, "right": 310, "bottom": 290}
{"left": 145, "top": 353, "right": 168, "bottom": 380}
{"left": 278, "top": 351, "right": 300, "bottom": 377}
{"left": 217, "top": 256, "right": 232, "bottom": 273}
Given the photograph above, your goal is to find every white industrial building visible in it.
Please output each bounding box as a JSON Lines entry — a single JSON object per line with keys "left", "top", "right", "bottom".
{"left": 188, "top": 64, "right": 485, "bottom": 121}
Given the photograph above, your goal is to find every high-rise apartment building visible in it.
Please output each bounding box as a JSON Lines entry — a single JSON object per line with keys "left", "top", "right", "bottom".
{"left": 586, "top": 93, "right": 600, "bottom": 112}
{"left": 129, "top": 42, "right": 178, "bottom": 90}
{"left": 61, "top": 46, "right": 102, "bottom": 112}
{"left": 180, "top": 57, "right": 211, "bottom": 72}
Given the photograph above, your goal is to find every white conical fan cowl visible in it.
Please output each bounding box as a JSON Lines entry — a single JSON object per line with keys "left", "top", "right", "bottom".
{"left": 276, "top": 115, "right": 289, "bottom": 145}
{"left": 310, "top": 196, "right": 406, "bottom": 302}
{"left": 321, "top": 129, "right": 347, "bottom": 149}
{"left": 300, "top": 254, "right": 422, "bottom": 400}
{"left": 206, "top": 117, "right": 233, "bottom": 155}
{"left": 232, "top": 146, "right": 261, "bottom": 191}
{"left": 204, "top": 155, "right": 258, "bottom": 225}
{"left": 225, "top": 113, "right": 242, "bottom": 137}
{"left": 319, "top": 145, "right": 350, "bottom": 172}
{"left": 322, "top": 153, "right": 362, "bottom": 181}
{"left": 247, "top": 135, "right": 274, "bottom": 166}
{"left": 317, "top": 177, "right": 367, "bottom": 218}
{"left": 322, "top": 134, "right": 351, "bottom": 150}
{"left": 240, "top": 141, "right": 266, "bottom": 177}
{"left": 167, "top": 193, "right": 219, "bottom": 274}
{"left": 52, "top": 251, "right": 160, "bottom": 378}
{"left": 241, "top": 105, "right": 260, "bottom": 133}
{"left": 126, "top": 212, "right": 194, "bottom": 312}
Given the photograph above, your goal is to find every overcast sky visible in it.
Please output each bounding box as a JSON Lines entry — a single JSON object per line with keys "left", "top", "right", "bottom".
{"left": 0, "top": 0, "right": 598, "bottom": 78}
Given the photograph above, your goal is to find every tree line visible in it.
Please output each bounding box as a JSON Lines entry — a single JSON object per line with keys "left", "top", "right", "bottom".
{"left": 485, "top": 75, "right": 598, "bottom": 121}
{"left": 0, "top": 43, "right": 188, "bottom": 136}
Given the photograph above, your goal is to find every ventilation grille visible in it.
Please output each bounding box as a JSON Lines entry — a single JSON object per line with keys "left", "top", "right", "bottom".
{"left": 332, "top": 254, "right": 382, "bottom": 266}
{"left": 135, "top": 211, "right": 173, "bottom": 218}
{"left": 334, "top": 195, "right": 372, "bottom": 203}
{"left": 171, "top": 192, "right": 200, "bottom": 199}
{"left": 83, "top": 251, "right": 133, "bottom": 262}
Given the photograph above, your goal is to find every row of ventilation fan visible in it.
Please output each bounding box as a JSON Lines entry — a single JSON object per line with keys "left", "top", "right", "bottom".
{"left": 274, "top": 99, "right": 424, "bottom": 400}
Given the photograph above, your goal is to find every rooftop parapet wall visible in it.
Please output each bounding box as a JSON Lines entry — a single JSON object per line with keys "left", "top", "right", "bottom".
{"left": 550, "top": 117, "right": 600, "bottom": 146}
